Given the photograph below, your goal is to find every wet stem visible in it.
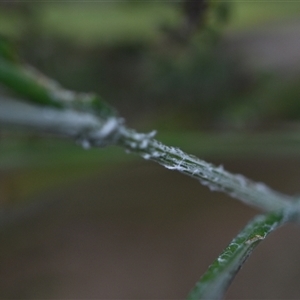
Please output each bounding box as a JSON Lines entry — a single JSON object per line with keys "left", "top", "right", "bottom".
{"left": 118, "top": 127, "right": 298, "bottom": 214}
{"left": 1, "top": 55, "right": 300, "bottom": 299}
{"left": 116, "top": 127, "right": 299, "bottom": 299}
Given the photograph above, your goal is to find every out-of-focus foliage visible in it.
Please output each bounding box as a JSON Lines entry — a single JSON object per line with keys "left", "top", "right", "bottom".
{"left": 0, "top": 35, "right": 19, "bottom": 63}
{"left": 1, "top": 1, "right": 300, "bottom": 130}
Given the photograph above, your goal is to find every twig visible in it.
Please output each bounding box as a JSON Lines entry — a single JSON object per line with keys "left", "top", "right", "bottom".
{"left": 0, "top": 97, "right": 297, "bottom": 213}
{"left": 118, "top": 127, "right": 297, "bottom": 212}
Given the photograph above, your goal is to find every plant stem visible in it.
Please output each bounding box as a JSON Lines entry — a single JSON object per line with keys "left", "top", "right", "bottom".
{"left": 0, "top": 58, "right": 116, "bottom": 118}
{"left": 0, "top": 97, "right": 297, "bottom": 213}
{"left": 118, "top": 127, "right": 296, "bottom": 212}
{"left": 0, "top": 97, "right": 122, "bottom": 147}
{"left": 0, "top": 54, "right": 298, "bottom": 212}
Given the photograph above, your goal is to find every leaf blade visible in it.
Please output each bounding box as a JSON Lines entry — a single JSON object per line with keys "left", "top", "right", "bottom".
{"left": 187, "top": 211, "right": 288, "bottom": 300}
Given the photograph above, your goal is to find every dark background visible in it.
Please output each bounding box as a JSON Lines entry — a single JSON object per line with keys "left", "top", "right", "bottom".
{"left": 1, "top": 1, "right": 300, "bottom": 298}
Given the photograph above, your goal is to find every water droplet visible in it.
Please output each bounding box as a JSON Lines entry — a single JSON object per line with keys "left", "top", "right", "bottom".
{"left": 80, "top": 139, "right": 91, "bottom": 150}
{"left": 192, "top": 168, "right": 198, "bottom": 176}
{"left": 217, "top": 257, "right": 226, "bottom": 264}
{"left": 217, "top": 164, "right": 224, "bottom": 172}
{"left": 140, "top": 139, "right": 149, "bottom": 149}
{"left": 245, "top": 234, "right": 264, "bottom": 245}
{"left": 255, "top": 182, "right": 270, "bottom": 193}
{"left": 165, "top": 164, "right": 178, "bottom": 170}
{"left": 236, "top": 174, "right": 247, "bottom": 187}
{"left": 142, "top": 153, "right": 151, "bottom": 160}
{"left": 151, "top": 151, "right": 160, "bottom": 158}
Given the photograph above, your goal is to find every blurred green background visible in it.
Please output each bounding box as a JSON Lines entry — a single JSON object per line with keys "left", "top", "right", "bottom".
{"left": 1, "top": 1, "right": 300, "bottom": 298}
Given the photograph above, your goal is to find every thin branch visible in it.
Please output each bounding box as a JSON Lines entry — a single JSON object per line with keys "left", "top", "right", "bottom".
{"left": 118, "top": 128, "right": 297, "bottom": 212}
{"left": 0, "top": 97, "right": 122, "bottom": 147}
{"left": 0, "top": 96, "right": 297, "bottom": 212}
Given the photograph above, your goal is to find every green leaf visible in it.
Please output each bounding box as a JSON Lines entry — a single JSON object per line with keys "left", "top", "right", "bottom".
{"left": 187, "top": 211, "right": 288, "bottom": 300}
{"left": 0, "top": 58, "right": 116, "bottom": 119}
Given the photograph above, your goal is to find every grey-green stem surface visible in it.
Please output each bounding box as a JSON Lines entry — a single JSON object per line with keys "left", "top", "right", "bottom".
{"left": 0, "top": 96, "right": 298, "bottom": 214}
{"left": 119, "top": 128, "right": 297, "bottom": 213}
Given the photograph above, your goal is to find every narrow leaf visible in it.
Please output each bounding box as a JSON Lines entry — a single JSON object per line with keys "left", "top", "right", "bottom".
{"left": 187, "top": 211, "right": 289, "bottom": 300}
{"left": 0, "top": 58, "right": 116, "bottom": 119}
